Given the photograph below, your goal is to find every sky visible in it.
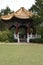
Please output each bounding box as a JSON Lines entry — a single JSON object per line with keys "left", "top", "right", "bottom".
{"left": 0, "top": 0, "right": 35, "bottom": 11}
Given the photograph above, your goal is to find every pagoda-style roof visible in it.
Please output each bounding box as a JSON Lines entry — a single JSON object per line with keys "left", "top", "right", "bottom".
{"left": 1, "top": 7, "right": 33, "bottom": 20}
{"left": 14, "top": 7, "right": 33, "bottom": 19}
{"left": 1, "top": 13, "right": 14, "bottom": 20}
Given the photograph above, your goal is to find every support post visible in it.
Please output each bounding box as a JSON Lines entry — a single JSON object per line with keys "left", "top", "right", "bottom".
{"left": 27, "top": 33, "right": 29, "bottom": 43}
{"left": 16, "top": 22, "right": 20, "bottom": 43}
{"left": 18, "top": 32, "right": 20, "bottom": 43}
{"left": 16, "top": 22, "right": 18, "bottom": 34}
{"left": 27, "top": 24, "right": 30, "bottom": 43}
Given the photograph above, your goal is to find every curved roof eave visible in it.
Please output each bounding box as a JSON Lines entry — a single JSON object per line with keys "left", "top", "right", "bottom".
{"left": 1, "top": 7, "right": 33, "bottom": 20}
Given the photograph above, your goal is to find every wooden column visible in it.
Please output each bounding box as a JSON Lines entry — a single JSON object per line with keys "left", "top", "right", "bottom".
{"left": 16, "top": 22, "right": 18, "bottom": 34}
{"left": 15, "top": 22, "right": 20, "bottom": 42}
{"left": 27, "top": 23, "right": 30, "bottom": 43}
{"left": 27, "top": 23, "right": 30, "bottom": 34}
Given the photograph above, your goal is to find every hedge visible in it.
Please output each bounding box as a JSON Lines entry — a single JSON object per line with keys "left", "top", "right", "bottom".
{"left": 29, "top": 38, "right": 43, "bottom": 43}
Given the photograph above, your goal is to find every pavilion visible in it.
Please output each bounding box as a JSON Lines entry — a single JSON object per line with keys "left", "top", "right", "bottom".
{"left": 1, "top": 7, "right": 36, "bottom": 42}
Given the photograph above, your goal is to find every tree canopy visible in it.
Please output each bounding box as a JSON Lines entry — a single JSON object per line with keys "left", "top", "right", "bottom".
{"left": 0, "top": 6, "right": 12, "bottom": 16}
{"left": 30, "top": 0, "right": 43, "bottom": 16}
{"left": 29, "top": 0, "right": 43, "bottom": 25}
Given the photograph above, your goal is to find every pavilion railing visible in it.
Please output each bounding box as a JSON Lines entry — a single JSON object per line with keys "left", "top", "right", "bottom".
{"left": 14, "top": 33, "right": 41, "bottom": 43}
{"left": 28, "top": 34, "right": 41, "bottom": 39}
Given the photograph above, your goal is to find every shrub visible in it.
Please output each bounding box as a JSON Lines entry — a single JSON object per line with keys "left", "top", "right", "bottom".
{"left": 36, "top": 26, "right": 43, "bottom": 38}
{"left": 0, "top": 20, "right": 7, "bottom": 31}
{"left": 8, "top": 32, "right": 15, "bottom": 42}
{"left": 0, "top": 31, "right": 8, "bottom": 42}
{"left": 0, "top": 30, "right": 17, "bottom": 42}
{"left": 29, "top": 38, "right": 43, "bottom": 43}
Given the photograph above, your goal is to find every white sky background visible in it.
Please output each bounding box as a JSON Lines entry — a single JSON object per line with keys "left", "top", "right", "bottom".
{"left": 0, "top": 0, "right": 35, "bottom": 11}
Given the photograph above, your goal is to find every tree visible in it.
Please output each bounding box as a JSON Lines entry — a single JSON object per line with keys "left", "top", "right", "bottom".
{"left": 30, "top": 0, "right": 43, "bottom": 23}
{"left": 30, "top": 0, "right": 43, "bottom": 16}
{"left": 29, "top": 0, "right": 43, "bottom": 26}
{"left": 1, "top": 6, "right": 11, "bottom": 15}
{"left": 29, "top": 0, "right": 43, "bottom": 35}
{"left": 4, "top": 6, "right": 11, "bottom": 15}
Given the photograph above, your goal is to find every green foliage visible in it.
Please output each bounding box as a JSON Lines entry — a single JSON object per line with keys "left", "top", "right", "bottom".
{"left": 7, "top": 31, "right": 15, "bottom": 42}
{"left": 1, "top": 6, "right": 11, "bottom": 15}
{"left": 36, "top": 26, "right": 43, "bottom": 38}
{"left": 10, "top": 27, "right": 16, "bottom": 34}
{"left": 30, "top": 0, "right": 43, "bottom": 25}
{"left": 19, "top": 28, "right": 25, "bottom": 34}
{"left": 30, "top": 0, "right": 43, "bottom": 16}
{"left": 0, "top": 30, "right": 17, "bottom": 42}
{"left": 0, "top": 31, "right": 8, "bottom": 42}
{"left": 0, "top": 20, "right": 7, "bottom": 31}
{"left": 30, "top": 38, "right": 43, "bottom": 43}
{"left": 4, "top": 6, "right": 11, "bottom": 15}
{"left": 0, "top": 12, "right": 2, "bottom": 17}
{"left": 32, "top": 15, "right": 41, "bottom": 25}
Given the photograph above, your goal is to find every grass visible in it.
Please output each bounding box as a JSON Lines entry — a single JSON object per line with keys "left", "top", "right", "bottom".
{"left": 0, "top": 43, "right": 43, "bottom": 65}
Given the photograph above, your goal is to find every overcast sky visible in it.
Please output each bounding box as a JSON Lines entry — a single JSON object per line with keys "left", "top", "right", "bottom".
{"left": 0, "top": 0, "right": 35, "bottom": 11}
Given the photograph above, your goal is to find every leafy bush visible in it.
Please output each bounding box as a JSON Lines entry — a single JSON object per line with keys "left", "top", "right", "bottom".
{"left": 36, "top": 26, "right": 43, "bottom": 38}
{"left": 0, "top": 31, "right": 8, "bottom": 42}
{"left": 8, "top": 32, "right": 15, "bottom": 42}
{"left": 0, "top": 30, "right": 17, "bottom": 42}
{"left": 29, "top": 38, "right": 43, "bottom": 43}
{"left": 0, "top": 20, "right": 7, "bottom": 31}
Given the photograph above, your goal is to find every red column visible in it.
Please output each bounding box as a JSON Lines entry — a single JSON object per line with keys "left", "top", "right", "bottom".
{"left": 27, "top": 24, "right": 30, "bottom": 34}
{"left": 16, "top": 22, "right": 18, "bottom": 34}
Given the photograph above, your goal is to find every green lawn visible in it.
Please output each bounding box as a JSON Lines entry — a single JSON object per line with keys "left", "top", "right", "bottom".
{"left": 0, "top": 43, "right": 43, "bottom": 65}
